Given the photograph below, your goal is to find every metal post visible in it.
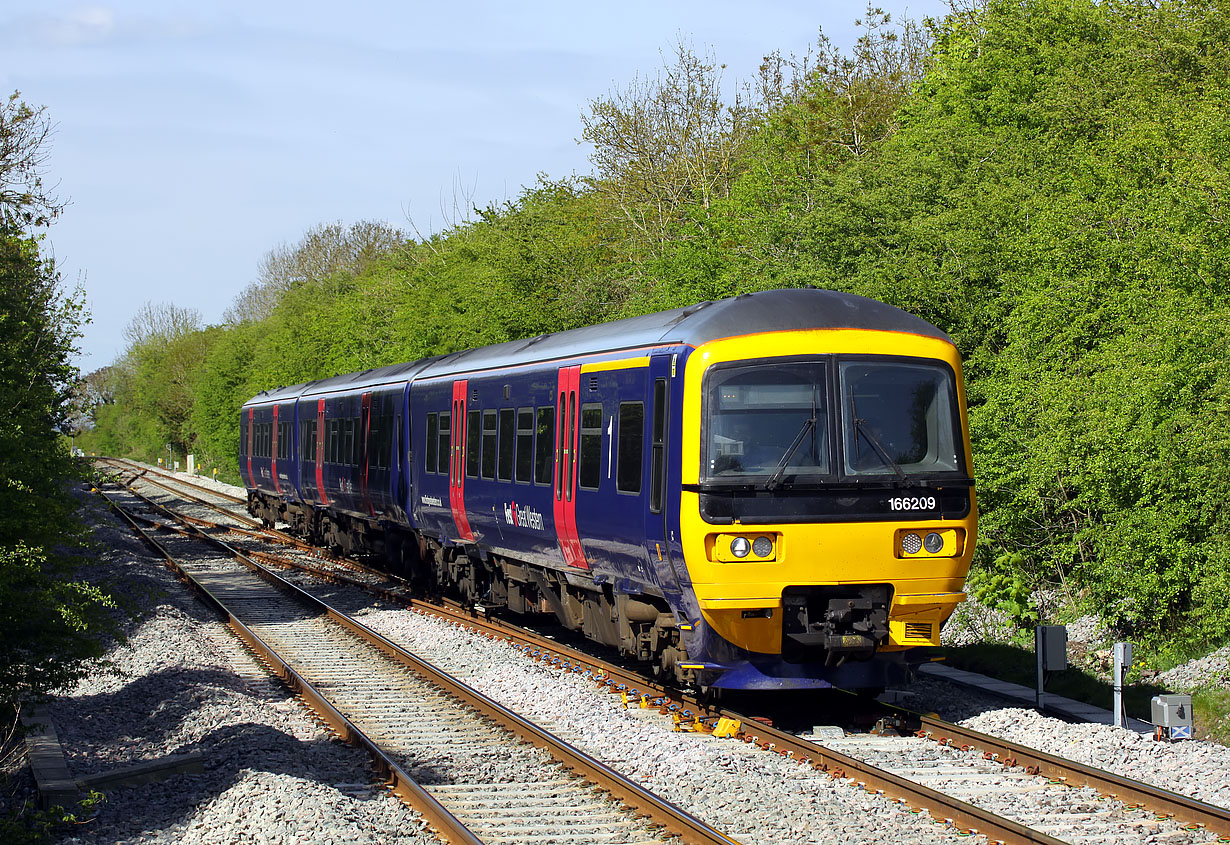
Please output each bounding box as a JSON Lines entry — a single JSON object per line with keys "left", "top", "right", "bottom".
{"left": 1113, "top": 642, "right": 1133, "bottom": 729}
{"left": 1035, "top": 625, "right": 1045, "bottom": 710}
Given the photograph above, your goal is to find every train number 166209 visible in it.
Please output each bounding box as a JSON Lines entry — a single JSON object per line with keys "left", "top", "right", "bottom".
{"left": 889, "top": 496, "right": 937, "bottom": 511}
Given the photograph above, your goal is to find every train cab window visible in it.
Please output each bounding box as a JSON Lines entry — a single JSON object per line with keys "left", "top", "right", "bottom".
{"left": 481, "top": 410, "right": 498, "bottom": 480}
{"left": 617, "top": 402, "right": 644, "bottom": 494}
{"left": 498, "top": 408, "right": 515, "bottom": 481}
{"left": 704, "top": 361, "right": 829, "bottom": 482}
{"left": 515, "top": 408, "right": 534, "bottom": 483}
{"left": 426, "top": 414, "right": 438, "bottom": 473}
{"left": 466, "top": 410, "right": 481, "bottom": 478}
{"left": 578, "top": 403, "right": 603, "bottom": 490}
{"left": 534, "top": 406, "right": 554, "bottom": 485}
{"left": 839, "top": 360, "right": 962, "bottom": 476}
{"left": 437, "top": 411, "right": 451, "bottom": 475}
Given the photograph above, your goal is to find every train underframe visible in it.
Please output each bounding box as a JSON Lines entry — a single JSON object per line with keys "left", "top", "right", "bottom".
{"left": 249, "top": 491, "right": 691, "bottom": 684}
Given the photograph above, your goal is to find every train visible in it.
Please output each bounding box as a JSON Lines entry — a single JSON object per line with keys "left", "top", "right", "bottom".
{"left": 240, "top": 288, "right": 977, "bottom": 692}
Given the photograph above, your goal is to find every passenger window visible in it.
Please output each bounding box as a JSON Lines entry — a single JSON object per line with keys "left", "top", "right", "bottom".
{"left": 482, "top": 410, "right": 498, "bottom": 479}
{"left": 426, "top": 413, "right": 438, "bottom": 473}
{"left": 466, "top": 409, "right": 481, "bottom": 478}
{"left": 515, "top": 408, "right": 534, "bottom": 483}
{"left": 498, "top": 408, "right": 515, "bottom": 481}
{"left": 343, "top": 418, "right": 355, "bottom": 466}
{"left": 579, "top": 403, "right": 603, "bottom": 490}
{"left": 617, "top": 402, "right": 644, "bottom": 494}
{"left": 534, "top": 406, "right": 554, "bottom": 485}
{"left": 438, "top": 411, "right": 451, "bottom": 475}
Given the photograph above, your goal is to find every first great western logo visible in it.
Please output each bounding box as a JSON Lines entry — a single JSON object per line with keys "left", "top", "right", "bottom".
{"left": 503, "top": 501, "right": 544, "bottom": 531}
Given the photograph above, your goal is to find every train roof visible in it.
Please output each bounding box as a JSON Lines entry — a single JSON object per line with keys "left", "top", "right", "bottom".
{"left": 414, "top": 287, "right": 950, "bottom": 379}
{"left": 243, "top": 288, "right": 950, "bottom": 406}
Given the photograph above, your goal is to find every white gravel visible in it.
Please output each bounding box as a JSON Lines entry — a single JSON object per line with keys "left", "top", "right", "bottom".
{"left": 1160, "top": 646, "right": 1230, "bottom": 692}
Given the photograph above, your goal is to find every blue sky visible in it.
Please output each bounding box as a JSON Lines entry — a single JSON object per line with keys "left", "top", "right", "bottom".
{"left": 2, "top": 1, "right": 948, "bottom": 371}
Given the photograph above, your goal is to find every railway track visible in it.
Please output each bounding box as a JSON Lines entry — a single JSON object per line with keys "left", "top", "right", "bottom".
{"left": 94, "top": 479, "right": 736, "bottom": 845}
{"left": 95, "top": 459, "right": 1230, "bottom": 844}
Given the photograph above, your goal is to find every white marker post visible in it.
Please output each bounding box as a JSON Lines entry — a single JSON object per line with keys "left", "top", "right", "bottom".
{"left": 1113, "top": 642, "right": 1133, "bottom": 729}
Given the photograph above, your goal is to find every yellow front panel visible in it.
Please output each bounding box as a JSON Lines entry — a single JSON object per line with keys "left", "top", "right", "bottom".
{"left": 678, "top": 327, "right": 977, "bottom": 654}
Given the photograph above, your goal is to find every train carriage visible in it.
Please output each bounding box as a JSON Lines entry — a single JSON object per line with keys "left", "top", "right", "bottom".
{"left": 242, "top": 288, "right": 977, "bottom": 692}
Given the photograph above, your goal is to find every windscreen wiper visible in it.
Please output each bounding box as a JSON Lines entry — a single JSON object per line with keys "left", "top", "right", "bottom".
{"left": 764, "top": 387, "right": 818, "bottom": 492}
{"left": 852, "top": 417, "right": 909, "bottom": 483}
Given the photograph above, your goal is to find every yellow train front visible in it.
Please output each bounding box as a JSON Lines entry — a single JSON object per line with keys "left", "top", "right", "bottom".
{"left": 672, "top": 291, "right": 976, "bottom": 691}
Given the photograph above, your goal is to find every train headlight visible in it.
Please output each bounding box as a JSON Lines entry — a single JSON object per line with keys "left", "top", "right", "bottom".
{"left": 896, "top": 528, "right": 963, "bottom": 558}
{"left": 711, "top": 533, "right": 779, "bottom": 562}
{"left": 902, "top": 532, "right": 923, "bottom": 555}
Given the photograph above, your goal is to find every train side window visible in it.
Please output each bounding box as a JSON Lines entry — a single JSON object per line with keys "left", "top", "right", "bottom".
{"left": 326, "top": 419, "right": 335, "bottom": 464}
{"left": 367, "top": 413, "right": 384, "bottom": 470}
{"left": 342, "top": 418, "right": 354, "bottom": 466}
{"left": 578, "top": 403, "right": 603, "bottom": 490}
{"left": 498, "top": 408, "right": 515, "bottom": 481}
{"left": 515, "top": 408, "right": 533, "bottom": 483}
{"left": 426, "top": 413, "right": 438, "bottom": 473}
{"left": 617, "top": 402, "right": 644, "bottom": 494}
{"left": 438, "top": 411, "right": 451, "bottom": 475}
{"left": 534, "top": 406, "right": 554, "bottom": 485}
{"left": 481, "top": 410, "right": 498, "bottom": 480}
{"left": 650, "top": 378, "right": 667, "bottom": 513}
{"left": 301, "top": 420, "right": 313, "bottom": 462}
{"left": 466, "top": 409, "right": 481, "bottom": 478}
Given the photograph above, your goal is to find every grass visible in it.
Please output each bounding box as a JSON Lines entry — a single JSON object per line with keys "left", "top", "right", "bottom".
{"left": 1192, "top": 687, "right": 1230, "bottom": 746}
{"left": 939, "top": 642, "right": 1229, "bottom": 743}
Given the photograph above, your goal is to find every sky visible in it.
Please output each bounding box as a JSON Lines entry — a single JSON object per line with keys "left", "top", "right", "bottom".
{"left": 2, "top": 1, "right": 949, "bottom": 373}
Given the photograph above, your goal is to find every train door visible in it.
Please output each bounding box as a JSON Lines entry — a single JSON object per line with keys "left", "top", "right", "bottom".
{"left": 315, "top": 398, "right": 329, "bottom": 506}
{"left": 244, "top": 407, "right": 254, "bottom": 488}
{"left": 449, "top": 380, "right": 474, "bottom": 541}
{"left": 360, "top": 391, "right": 374, "bottom": 516}
{"left": 646, "top": 353, "right": 685, "bottom": 596}
{"left": 553, "top": 365, "right": 587, "bottom": 568}
{"left": 271, "top": 405, "right": 282, "bottom": 495}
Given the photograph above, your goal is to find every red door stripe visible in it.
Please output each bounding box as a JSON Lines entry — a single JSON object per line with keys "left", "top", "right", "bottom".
{"left": 449, "top": 380, "right": 474, "bottom": 541}
{"left": 316, "top": 399, "right": 328, "bottom": 506}
{"left": 271, "top": 405, "right": 282, "bottom": 495}
{"left": 245, "top": 407, "right": 254, "bottom": 488}
{"left": 553, "top": 366, "right": 588, "bottom": 569}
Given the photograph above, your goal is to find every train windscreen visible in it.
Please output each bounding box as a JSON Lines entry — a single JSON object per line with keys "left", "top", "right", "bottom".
{"left": 704, "top": 361, "right": 829, "bottom": 481}
{"left": 838, "top": 360, "right": 962, "bottom": 477}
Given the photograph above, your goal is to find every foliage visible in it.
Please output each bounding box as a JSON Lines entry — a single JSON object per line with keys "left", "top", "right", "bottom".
{"left": 0, "top": 790, "right": 105, "bottom": 844}
{"left": 0, "top": 232, "right": 114, "bottom": 714}
{"left": 0, "top": 92, "right": 63, "bottom": 229}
